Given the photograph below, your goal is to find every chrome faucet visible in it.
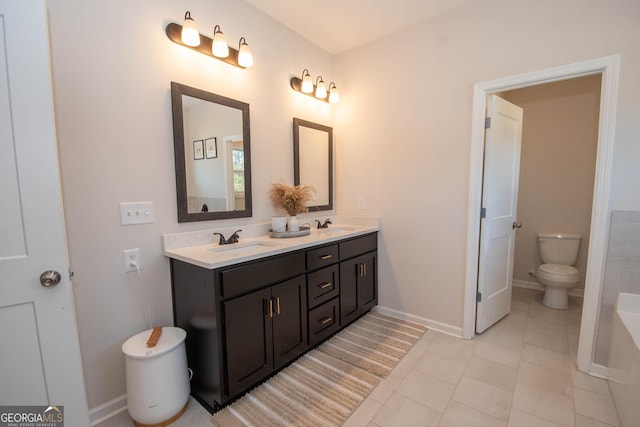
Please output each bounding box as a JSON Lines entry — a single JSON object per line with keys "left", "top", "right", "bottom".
{"left": 315, "top": 218, "right": 333, "bottom": 229}
{"left": 213, "top": 229, "right": 242, "bottom": 245}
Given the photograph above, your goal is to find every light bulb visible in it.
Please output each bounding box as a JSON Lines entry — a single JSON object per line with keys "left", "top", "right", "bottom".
{"left": 315, "top": 76, "right": 327, "bottom": 99}
{"left": 212, "top": 25, "right": 229, "bottom": 58}
{"left": 301, "top": 70, "right": 313, "bottom": 93}
{"left": 238, "top": 38, "right": 253, "bottom": 67}
{"left": 181, "top": 11, "right": 200, "bottom": 47}
{"left": 328, "top": 83, "right": 340, "bottom": 103}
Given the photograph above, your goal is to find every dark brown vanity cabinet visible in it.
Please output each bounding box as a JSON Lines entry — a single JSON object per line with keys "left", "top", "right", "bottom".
{"left": 340, "top": 234, "right": 378, "bottom": 325}
{"left": 170, "top": 232, "right": 377, "bottom": 412}
{"left": 224, "top": 275, "right": 307, "bottom": 398}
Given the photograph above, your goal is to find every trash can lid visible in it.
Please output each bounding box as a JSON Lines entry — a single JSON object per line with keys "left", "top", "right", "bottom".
{"left": 122, "top": 327, "right": 186, "bottom": 359}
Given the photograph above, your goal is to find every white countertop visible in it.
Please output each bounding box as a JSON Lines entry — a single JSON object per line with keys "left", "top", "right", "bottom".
{"left": 162, "top": 215, "right": 380, "bottom": 269}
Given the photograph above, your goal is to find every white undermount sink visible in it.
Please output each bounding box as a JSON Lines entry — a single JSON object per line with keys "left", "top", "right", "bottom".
{"left": 318, "top": 226, "right": 357, "bottom": 234}
{"left": 207, "top": 241, "right": 278, "bottom": 256}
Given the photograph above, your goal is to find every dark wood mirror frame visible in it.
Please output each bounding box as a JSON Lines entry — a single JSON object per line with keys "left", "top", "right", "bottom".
{"left": 171, "top": 82, "right": 252, "bottom": 222}
{"left": 293, "top": 118, "right": 333, "bottom": 212}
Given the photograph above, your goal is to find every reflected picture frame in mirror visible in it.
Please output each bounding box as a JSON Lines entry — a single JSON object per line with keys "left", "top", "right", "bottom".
{"left": 293, "top": 118, "right": 333, "bottom": 211}
{"left": 171, "top": 82, "right": 252, "bottom": 222}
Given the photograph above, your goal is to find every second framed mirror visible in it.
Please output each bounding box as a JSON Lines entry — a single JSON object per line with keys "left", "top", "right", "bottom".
{"left": 293, "top": 118, "right": 333, "bottom": 211}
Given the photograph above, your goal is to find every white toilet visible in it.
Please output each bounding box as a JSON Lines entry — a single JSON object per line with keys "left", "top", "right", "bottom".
{"left": 536, "top": 232, "right": 581, "bottom": 309}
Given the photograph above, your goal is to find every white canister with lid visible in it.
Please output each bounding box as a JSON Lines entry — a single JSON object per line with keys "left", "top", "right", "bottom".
{"left": 122, "top": 327, "right": 190, "bottom": 426}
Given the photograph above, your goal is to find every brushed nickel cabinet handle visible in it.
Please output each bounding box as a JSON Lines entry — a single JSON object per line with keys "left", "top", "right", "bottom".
{"left": 268, "top": 298, "right": 274, "bottom": 318}
{"left": 319, "top": 281, "right": 332, "bottom": 289}
{"left": 320, "top": 316, "right": 333, "bottom": 325}
{"left": 320, "top": 254, "right": 333, "bottom": 260}
{"left": 275, "top": 296, "right": 281, "bottom": 315}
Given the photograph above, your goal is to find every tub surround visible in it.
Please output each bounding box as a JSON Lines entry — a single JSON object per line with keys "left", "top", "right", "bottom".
{"left": 162, "top": 215, "right": 379, "bottom": 269}
{"left": 608, "top": 292, "right": 640, "bottom": 427}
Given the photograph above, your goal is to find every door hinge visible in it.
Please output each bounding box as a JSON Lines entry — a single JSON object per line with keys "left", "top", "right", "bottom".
{"left": 477, "top": 292, "right": 482, "bottom": 302}
{"left": 480, "top": 207, "right": 486, "bottom": 219}
{"left": 484, "top": 117, "right": 491, "bottom": 129}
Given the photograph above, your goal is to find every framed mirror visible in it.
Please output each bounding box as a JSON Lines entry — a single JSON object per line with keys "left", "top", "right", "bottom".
{"left": 293, "top": 118, "right": 333, "bottom": 211}
{"left": 171, "top": 82, "right": 252, "bottom": 222}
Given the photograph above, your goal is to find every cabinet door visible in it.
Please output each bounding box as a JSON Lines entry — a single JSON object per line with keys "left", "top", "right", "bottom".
{"left": 223, "top": 288, "right": 273, "bottom": 399}
{"left": 340, "top": 252, "right": 377, "bottom": 325}
{"left": 272, "top": 276, "right": 308, "bottom": 368}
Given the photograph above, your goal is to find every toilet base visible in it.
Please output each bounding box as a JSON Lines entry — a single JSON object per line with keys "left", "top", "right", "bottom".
{"left": 542, "top": 286, "right": 569, "bottom": 310}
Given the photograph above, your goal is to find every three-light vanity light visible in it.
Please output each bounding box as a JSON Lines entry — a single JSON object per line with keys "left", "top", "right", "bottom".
{"left": 290, "top": 69, "right": 340, "bottom": 104}
{"left": 165, "top": 11, "right": 254, "bottom": 68}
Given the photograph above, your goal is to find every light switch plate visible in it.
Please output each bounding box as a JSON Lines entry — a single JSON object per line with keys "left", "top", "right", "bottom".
{"left": 120, "top": 202, "right": 154, "bottom": 225}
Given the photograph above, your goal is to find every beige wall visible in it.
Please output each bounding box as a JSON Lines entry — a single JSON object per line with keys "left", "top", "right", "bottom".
{"left": 47, "top": 0, "right": 334, "bottom": 409}
{"left": 334, "top": 0, "right": 640, "bottom": 329}
{"left": 502, "top": 75, "right": 602, "bottom": 290}
{"left": 44, "top": 0, "right": 640, "bottom": 413}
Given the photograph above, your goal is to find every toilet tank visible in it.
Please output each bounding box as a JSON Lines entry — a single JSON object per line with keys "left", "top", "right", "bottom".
{"left": 537, "top": 232, "right": 582, "bottom": 265}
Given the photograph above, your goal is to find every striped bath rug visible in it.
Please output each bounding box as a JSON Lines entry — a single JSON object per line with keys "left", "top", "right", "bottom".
{"left": 211, "top": 312, "right": 426, "bottom": 427}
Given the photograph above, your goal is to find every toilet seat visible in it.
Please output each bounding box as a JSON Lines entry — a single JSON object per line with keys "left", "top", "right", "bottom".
{"left": 536, "top": 264, "right": 579, "bottom": 283}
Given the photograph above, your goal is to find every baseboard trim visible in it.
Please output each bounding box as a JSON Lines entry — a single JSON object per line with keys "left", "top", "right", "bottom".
{"left": 512, "top": 280, "right": 585, "bottom": 298}
{"left": 89, "top": 394, "right": 127, "bottom": 426}
{"left": 373, "top": 305, "right": 464, "bottom": 339}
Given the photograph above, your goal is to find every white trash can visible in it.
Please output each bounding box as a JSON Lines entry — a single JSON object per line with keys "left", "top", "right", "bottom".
{"left": 122, "top": 327, "right": 190, "bottom": 426}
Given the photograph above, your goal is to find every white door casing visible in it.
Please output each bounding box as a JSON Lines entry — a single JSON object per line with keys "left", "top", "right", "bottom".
{"left": 475, "top": 95, "right": 523, "bottom": 333}
{"left": 0, "top": 1, "right": 89, "bottom": 424}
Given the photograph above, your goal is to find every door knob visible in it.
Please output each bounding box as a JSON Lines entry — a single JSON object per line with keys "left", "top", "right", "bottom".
{"left": 512, "top": 222, "right": 523, "bottom": 229}
{"left": 40, "top": 270, "right": 61, "bottom": 287}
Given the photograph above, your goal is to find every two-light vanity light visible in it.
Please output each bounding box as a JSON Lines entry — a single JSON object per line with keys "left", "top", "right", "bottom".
{"left": 165, "top": 11, "right": 253, "bottom": 68}
{"left": 290, "top": 69, "right": 340, "bottom": 104}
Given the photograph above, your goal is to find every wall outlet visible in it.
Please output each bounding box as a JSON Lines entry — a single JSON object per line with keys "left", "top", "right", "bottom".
{"left": 358, "top": 197, "right": 366, "bottom": 210}
{"left": 123, "top": 248, "right": 141, "bottom": 273}
{"left": 120, "top": 202, "right": 154, "bottom": 225}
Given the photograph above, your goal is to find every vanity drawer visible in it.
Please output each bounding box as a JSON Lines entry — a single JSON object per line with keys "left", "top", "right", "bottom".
{"left": 220, "top": 252, "right": 305, "bottom": 299}
{"left": 307, "top": 265, "right": 339, "bottom": 309}
{"left": 308, "top": 298, "right": 340, "bottom": 346}
{"left": 306, "top": 244, "right": 339, "bottom": 271}
{"left": 339, "top": 233, "right": 377, "bottom": 260}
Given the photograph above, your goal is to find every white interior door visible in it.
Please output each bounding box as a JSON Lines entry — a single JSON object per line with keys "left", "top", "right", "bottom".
{"left": 476, "top": 95, "right": 523, "bottom": 333}
{"left": 0, "top": 1, "right": 89, "bottom": 424}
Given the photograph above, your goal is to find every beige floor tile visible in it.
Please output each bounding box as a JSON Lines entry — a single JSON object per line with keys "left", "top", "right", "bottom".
{"left": 452, "top": 376, "right": 513, "bottom": 421}
{"left": 439, "top": 401, "right": 506, "bottom": 427}
{"left": 473, "top": 341, "right": 521, "bottom": 368}
{"left": 524, "top": 330, "right": 569, "bottom": 353}
{"left": 575, "top": 414, "right": 618, "bottom": 427}
{"left": 343, "top": 397, "right": 382, "bottom": 427}
{"left": 475, "top": 325, "right": 525, "bottom": 350}
{"left": 463, "top": 356, "right": 517, "bottom": 392}
{"left": 414, "top": 351, "right": 466, "bottom": 384}
{"left": 508, "top": 408, "right": 565, "bottom": 426}
{"left": 426, "top": 336, "right": 475, "bottom": 363}
{"left": 512, "top": 299, "right": 531, "bottom": 313}
{"left": 395, "top": 370, "right": 455, "bottom": 412}
{"left": 521, "top": 344, "right": 571, "bottom": 371}
{"left": 517, "top": 360, "right": 573, "bottom": 397}
{"left": 526, "top": 317, "right": 568, "bottom": 338}
{"left": 512, "top": 381, "right": 575, "bottom": 426}
{"left": 573, "top": 388, "right": 620, "bottom": 426}
{"left": 371, "top": 392, "right": 441, "bottom": 427}
{"left": 367, "top": 373, "right": 405, "bottom": 404}
{"left": 571, "top": 367, "right": 611, "bottom": 396}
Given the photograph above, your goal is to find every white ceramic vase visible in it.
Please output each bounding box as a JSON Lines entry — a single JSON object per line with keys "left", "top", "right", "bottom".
{"left": 288, "top": 215, "right": 300, "bottom": 232}
{"left": 271, "top": 216, "right": 287, "bottom": 233}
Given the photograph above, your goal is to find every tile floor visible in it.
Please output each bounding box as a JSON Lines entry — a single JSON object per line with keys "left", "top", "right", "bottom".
{"left": 100, "top": 287, "right": 620, "bottom": 427}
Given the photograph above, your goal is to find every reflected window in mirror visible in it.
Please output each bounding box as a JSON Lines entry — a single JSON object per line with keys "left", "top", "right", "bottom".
{"left": 293, "top": 118, "right": 333, "bottom": 211}
{"left": 171, "top": 82, "right": 252, "bottom": 222}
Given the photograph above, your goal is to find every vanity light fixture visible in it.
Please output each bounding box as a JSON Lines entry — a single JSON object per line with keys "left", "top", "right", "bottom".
{"left": 290, "top": 69, "right": 339, "bottom": 103}
{"left": 181, "top": 11, "right": 200, "bottom": 47}
{"left": 237, "top": 37, "right": 253, "bottom": 68}
{"left": 328, "top": 82, "right": 340, "bottom": 104}
{"left": 165, "top": 12, "right": 253, "bottom": 68}
{"left": 314, "top": 76, "right": 327, "bottom": 99}
{"left": 211, "top": 25, "right": 229, "bottom": 58}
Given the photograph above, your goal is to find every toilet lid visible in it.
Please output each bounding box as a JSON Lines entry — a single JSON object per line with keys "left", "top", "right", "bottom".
{"left": 538, "top": 264, "right": 578, "bottom": 276}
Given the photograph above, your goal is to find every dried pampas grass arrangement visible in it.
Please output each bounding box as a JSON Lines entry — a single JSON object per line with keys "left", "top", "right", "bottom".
{"left": 269, "top": 183, "right": 315, "bottom": 216}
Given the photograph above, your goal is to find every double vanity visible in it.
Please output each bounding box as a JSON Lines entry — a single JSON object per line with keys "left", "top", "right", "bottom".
{"left": 163, "top": 217, "right": 379, "bottom": 412}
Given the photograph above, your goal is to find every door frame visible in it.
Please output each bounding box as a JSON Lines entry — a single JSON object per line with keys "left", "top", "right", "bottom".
{"left": 462, "top": 55, "right": 620, "bottom": 375}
